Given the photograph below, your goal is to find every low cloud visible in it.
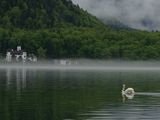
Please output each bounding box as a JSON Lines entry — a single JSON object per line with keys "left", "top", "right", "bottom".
{"left": 72, "top": 0, "right": 160, "bottom": 30}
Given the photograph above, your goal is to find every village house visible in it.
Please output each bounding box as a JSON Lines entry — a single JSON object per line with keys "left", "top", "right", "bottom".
{"left": 6, "top": 46, "right": 37, "bottom": 62}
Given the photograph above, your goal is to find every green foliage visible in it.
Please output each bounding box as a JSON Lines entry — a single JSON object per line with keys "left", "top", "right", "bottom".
{"left": 0, "top": 0, "right": 103, "bottom": 29}
{"left": 1, "top": 26, "right": 160, "bottom": 60}
{"left": 1, "top": 0, "right": 160, "bottom": 60}
{"left": 37, "top": 47, "right": 47, "bottom": 58}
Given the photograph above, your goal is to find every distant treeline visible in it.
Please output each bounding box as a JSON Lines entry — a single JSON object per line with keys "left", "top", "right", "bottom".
{"left": 1, "top": 27, "right": 160, "bottom": 60}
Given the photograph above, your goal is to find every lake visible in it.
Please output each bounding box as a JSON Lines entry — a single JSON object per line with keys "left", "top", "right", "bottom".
{"left": 1, "top": 64, "right": 160, "bottom": 120}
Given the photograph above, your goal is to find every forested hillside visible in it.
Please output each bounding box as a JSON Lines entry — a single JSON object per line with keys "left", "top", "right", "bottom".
{"left": 0, "top": 0, "right": 103, "bottom": 29}
{"left": 0, "top": 0, "right": 160, "bottom": 59}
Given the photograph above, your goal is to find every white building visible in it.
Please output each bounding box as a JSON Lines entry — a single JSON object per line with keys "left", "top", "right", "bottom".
{"left": 6, "top": 46, "right": 37, "bottom": 63}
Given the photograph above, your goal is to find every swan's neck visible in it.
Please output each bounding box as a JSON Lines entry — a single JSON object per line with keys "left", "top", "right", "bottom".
{"left": 122, "top": 85, "right": 125, "bottom": 91}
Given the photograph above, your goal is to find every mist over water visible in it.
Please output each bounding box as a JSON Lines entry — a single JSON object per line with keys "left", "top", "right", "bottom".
{"left": 1, "top": 60, "right": 160, "bottom": 71}
{"left": 72, "top": 0, "right": 160, "bottom": 30}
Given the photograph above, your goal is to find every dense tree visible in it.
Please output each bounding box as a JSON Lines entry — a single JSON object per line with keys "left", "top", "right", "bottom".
{"left": 0, "top": 0, "right": 103, "bottom": 29}
{"left": 1, "top": 0, "right": 160, "bottom": 60}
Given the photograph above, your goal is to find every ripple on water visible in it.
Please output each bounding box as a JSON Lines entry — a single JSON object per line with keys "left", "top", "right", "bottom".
{"left": 79, "top": 93, "right": 160, "bottom": 120}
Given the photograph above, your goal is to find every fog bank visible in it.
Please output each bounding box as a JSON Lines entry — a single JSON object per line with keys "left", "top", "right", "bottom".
{"left": 2, "top": 60, "right": 160, "bottom": 71}
{"left": 72, "top": 0, "right": 160, "bottom": 30}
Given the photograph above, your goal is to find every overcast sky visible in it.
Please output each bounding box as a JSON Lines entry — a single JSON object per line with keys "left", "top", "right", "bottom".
{"left": 72, "top": 0, "right": 160, "bottom": 30}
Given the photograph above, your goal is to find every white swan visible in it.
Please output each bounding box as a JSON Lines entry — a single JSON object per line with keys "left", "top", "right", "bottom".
{"left": 122, "top": 84, "right": 135, "bottom": 100}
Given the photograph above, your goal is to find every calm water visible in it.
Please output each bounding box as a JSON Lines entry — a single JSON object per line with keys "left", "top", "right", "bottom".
{"left": 1, "top": 66, "right": 160, "bottom": 120}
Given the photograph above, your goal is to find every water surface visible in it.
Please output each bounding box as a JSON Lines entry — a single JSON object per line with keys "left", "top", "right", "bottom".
{"left": 0, "top": 65, "right": 160, "bottom": 120}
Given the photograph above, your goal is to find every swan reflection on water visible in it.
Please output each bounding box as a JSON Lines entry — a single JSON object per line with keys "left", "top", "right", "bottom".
{"left": 121, "top": 84, "right": 160, "bottom": 102}
{"left": 122, "top": 84, "right": 135, "bottom": 102}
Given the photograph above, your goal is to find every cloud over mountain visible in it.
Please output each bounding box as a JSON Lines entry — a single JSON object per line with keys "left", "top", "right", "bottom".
{"left": 72, "top": 0, "right": 160, "bottom": 30}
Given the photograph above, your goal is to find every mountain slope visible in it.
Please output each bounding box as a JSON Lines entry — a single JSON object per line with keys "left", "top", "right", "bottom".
{"left": 101, "top": 18, "right": 132, "bottom": 30}
{"left": 0, "top": 0, "right": 160, "bottom": 60}
{"left": 0, "top": 0, "right": 104, "bottom": 29}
